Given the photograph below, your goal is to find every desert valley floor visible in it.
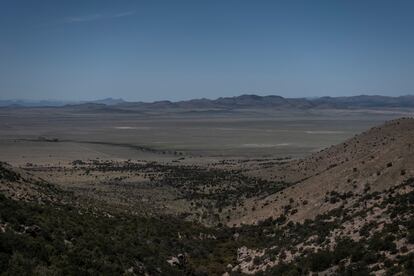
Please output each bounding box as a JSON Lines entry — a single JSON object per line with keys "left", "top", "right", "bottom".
{"left": 1, "top": 105, "right": 414, "bottom": 275}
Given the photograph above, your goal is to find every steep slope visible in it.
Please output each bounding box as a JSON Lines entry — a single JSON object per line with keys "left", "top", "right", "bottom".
{"left": 233, "top": 117, "right": 414, "bottom": 225}
{"left": 0, "top": 162, "right": 65, "bottom": 203}
{"left": 229, "top": 177, "right": 414, "bottom": 274}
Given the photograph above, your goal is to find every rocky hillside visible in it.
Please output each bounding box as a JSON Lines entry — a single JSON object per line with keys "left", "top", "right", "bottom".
{"left": 228, "top": 177, "right": 414, "bottom": 275}
{"left": 232, "top": 117, "right": 414, "bottom": 225}
{"left": 2, "top": 161, "right": 413, "bottom": 275}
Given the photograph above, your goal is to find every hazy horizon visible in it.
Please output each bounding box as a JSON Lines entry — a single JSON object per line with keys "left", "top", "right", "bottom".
{"left": 2, "top": 93, "right": 414, "bottom": 105}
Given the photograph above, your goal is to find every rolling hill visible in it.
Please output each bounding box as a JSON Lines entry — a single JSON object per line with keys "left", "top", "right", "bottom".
{"left": 234, "top": 117, "right": 414, "bottom": 225}
{"left": 2, "top": 95, "right": 414, "bottom": 111}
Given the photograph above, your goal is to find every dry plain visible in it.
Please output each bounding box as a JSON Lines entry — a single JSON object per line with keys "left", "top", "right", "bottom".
{"left": 2, "top": 105, "right": 414, "bottom": 274}
{"left": 1, "top": 106, "right": 411, "bottom": 165}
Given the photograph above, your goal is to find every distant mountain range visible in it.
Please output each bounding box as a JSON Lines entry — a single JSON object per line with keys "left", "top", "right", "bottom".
{"left": 1, "top": 95, "right": 414, "bottom": 109}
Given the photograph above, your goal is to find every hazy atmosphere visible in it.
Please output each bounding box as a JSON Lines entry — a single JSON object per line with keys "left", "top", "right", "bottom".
{"left": 1, "top": 0, "right": 414, "bottom": 101}
{"left": 1, "top": 2, "right": 414, "bottom": 275}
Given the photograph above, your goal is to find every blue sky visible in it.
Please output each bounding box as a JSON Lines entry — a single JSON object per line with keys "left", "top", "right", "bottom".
{"left": 0, "top": 0, "right": 413, "bottom": 101}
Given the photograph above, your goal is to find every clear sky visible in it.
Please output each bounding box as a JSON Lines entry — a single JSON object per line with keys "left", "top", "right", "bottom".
{"left": 1, "top": 0, "right": 413, "bottom": 101}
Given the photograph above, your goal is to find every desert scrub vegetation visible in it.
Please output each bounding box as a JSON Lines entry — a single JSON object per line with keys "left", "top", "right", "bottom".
{"left": 2, "top": 155, "right": 414, "bottom": 275}
{"left": 225, "top": 178, "right": 414, "bottom": 275}
{"left": 88, "top": 160, "right": 290, "bottom": 199}
{"left": 67, "top": 160, "right": 292, "bottom": 214}
{"left": 0, "top": 193, "right": 219, "bottom": 275}
{"left": 1, "top": 176, "right": 414, "bottom": 275}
